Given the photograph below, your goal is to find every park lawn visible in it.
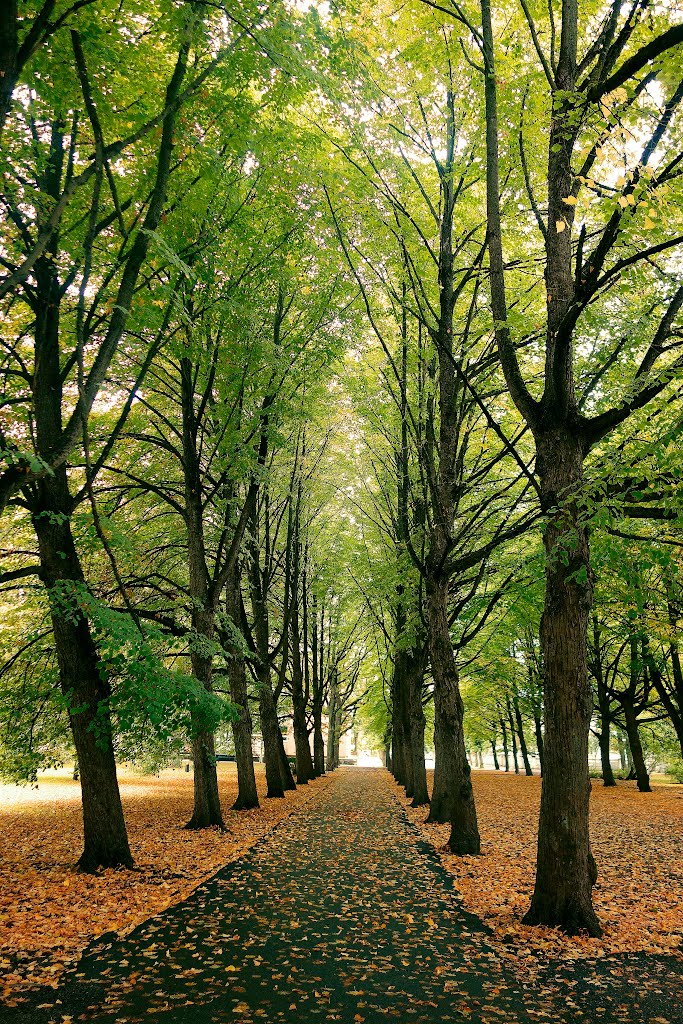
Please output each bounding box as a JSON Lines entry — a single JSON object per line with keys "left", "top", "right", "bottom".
{"left": 0, "top": 763, "right": 328, "bottom": 1004}
{"left": 399, "top": 770, "right": 683, "bottom": 971}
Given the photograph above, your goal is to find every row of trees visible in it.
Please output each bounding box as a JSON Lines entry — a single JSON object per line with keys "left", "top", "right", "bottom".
{"left": 1, "top": 0, "right": 682, "bottom": 940}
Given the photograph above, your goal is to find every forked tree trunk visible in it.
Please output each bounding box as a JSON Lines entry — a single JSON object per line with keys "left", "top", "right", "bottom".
{"left": 426, "top": 581, "right": 479, "bottom": 853}
{"left": 523, "top": 433, "right": 600, "bottom": 935}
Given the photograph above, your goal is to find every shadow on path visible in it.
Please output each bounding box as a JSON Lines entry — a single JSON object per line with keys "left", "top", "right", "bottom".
{"left": 3, "top": 768, "right": 682, "bottom": 1024}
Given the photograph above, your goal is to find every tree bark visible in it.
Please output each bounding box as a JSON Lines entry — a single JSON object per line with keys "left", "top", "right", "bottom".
{"left": 33, "top": 491, "right": 133, "bottom": 870}
{"left": 426, "top": 581, "right": 480, "bottom": 853}
{"left": 500, "top": 717, "right": 509, "bottom": 772}
{"left": 225, "top": 564, "right": 259, "bottom": 810}
{"left": 407, "top": 648, "right": 429, "bottom": 806}
{"left": 523, "top": 432, "right": 600, "bottom": 936}
{"left": 513, "top": 689, "right": 533, "bottom": 775}
{"left": 622, "top": 701, "right": 651, "bottom": 793}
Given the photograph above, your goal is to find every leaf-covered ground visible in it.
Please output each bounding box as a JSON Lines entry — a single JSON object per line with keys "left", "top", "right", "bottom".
{"left": 398, "top": 770, "right": 683, "bottom": 960}
{"left": 3, "top": 767, "right": 683, "bottom": 1024}
{"left": 0, "top": 764, "right": 328, "bottom": 1004}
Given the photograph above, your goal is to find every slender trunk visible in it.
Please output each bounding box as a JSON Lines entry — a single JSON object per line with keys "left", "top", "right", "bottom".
{"left": 311, "top": 595, "right": 326, "bottom": 776}
{"left": 597, "top": 687, "right": 616, "bottom": 788}
{"left": 532, "top": 708, "right": 544, "bottom": 774}
{"left": 313, "top": 701, "right": 326, "bottom": 777}
{"left": 390, "top": 652, "right": 408, "bottom": 786}
{"left": 181, "top": 357, "right": 224, "bottom": 830}
{"left": 506, "top": 695, "right": 520, "bottom": 774}
{"left": 513, "top": 691, "right": 533, "bottom": 776}
{"left": 290, "top": 515, "right": 314, "bottom": 785}
{"left": 327, "top": 669, "right": 338, "bottom": 771}
{"left": 426, "top": 580, "right": 479, "bottom": 853}
{"left": 491, "top": 739, "right": 500, "bottom": 770}
{"left": 500, "top": 717, "right": 510, "bottom": 772}
{"left": 225, "top": 564, "right": 258, "bottom": 810}
{"left": 408, "top": 649, "right": 429, "bottom": 806}
{"left": 622, "top": 702, "right": 651, "bottom": 793}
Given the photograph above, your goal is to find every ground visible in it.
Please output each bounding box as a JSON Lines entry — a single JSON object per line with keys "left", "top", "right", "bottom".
{"left": 1, "top": 767, "right": 682, "bottom": 1023}
{"left": 0, "top": 764, "right": 328, "bottom": 1003}
{"left": 398, "top": 769, "right": 683, "bottom": 963}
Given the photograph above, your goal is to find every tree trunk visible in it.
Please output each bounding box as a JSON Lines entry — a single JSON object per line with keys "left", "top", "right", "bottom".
{"left": 523, "top": 432, "right": 601, "bottom": 936}
{"left": 500, "top": 717, "right": 509, "bottom": 772}
{"left": 259, "top": 683, "right": 285, "bottom": 798}
{"left": 506, "top": 695, "right": 519, "bottom": 774}
{"left": 30, "top": 226, "right": 131, "bottom": 870}
{"left": 491, "top": 739, "right": 500, "bottom": 771}
{"left": 408, "top": 650, "right": 429, "bottom": 806}
{"left": 532, "top": 708, "right": 544, "bottom": 775}
{"left": 224, "top": 568, "right": 259, "bottom": 811}
{"left": 622, "top": 702, "right": 651, "bottom": 793}
{"left": 513, "top": 690, "right": 533, "bottom": 776}
{"left": 181, "top": 358, "right": 224, "bottom": 830}
{"left": 312, "top": 701, "right": 326, "bottom": 777}
{"left": 426, "top": 580, "right": 480, "bottom": 853}
{"left": 34, "top": 496, "right": 133, "bottom": 870}
{"left": 327, "top": 670, "right": 338, "bottom": 771}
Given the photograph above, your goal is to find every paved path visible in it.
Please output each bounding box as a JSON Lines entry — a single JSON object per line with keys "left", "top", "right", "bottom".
{"left": 5, "top": 769, "right": 683, "bottom": 1024}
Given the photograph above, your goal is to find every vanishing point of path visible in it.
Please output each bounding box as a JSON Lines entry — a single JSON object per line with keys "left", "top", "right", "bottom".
{"left": 4, "top": 769, "right": 683, "bottom": 1024}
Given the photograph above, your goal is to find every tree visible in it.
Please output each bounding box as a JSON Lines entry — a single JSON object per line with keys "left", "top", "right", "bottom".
{"left": 479, "top": 0, "right": 683, "bottom": 932}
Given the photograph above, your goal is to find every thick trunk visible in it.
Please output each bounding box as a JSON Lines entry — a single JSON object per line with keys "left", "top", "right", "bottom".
{"left": 187, "top": 728, "right": 224, "bottom": 830}
{"left": 426, "top": 581, "right": 480, "bottom": 853}
{"left": 524, "top": 432, "right": 601, "bottom": 936}
{"left": 623, "top": 702, "right": 651, "bottom": 793}
{"left": 276, "top": 724, "right": 297, "bottom": 789}
{"left": 259, "top": 683, "right": 285, "bottom": 798}
{"left": 34, "top": 495, "right": 132, "bottom": 870}
{"left": 0, "top": 0, "right": 18, "bottom": 135}
{"left": 30, "top": 228, "right": 131, "bottom": 871}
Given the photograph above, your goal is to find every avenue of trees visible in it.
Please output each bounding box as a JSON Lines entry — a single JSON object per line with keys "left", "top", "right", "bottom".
{"left": 1, "top": 0, "right": 682, "bottom": 937}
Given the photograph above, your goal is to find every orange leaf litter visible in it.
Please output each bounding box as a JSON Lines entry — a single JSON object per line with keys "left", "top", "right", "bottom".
{"left": 397, "top": 770, "right": 683, "bottom": 971}
{"left": 0, "top": 763, "right": 329, "bottom": 1002}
